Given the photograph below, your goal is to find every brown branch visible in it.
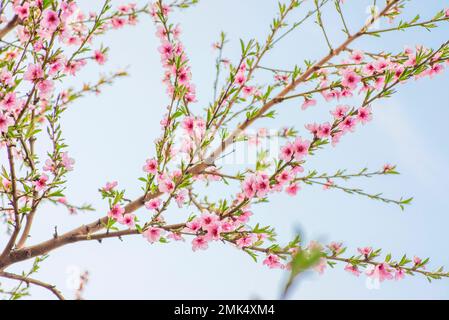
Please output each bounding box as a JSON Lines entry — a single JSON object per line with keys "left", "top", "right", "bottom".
{"left": 0, "top": 271, "right": 65, "bottom": 300}
{"left": 0, "top": 15, "right": 19, "bottom": 40}
{"left": 16, "top": 208, "right": 36, "bottom": 250}
{"left": 0, "top": 144, "right": 21, "bottom": 262}
{"left": 16, "top": 137, "right": 37, "bottom": 249}
{"left": 72, "top": 223, "right": 186, "bottom": 242}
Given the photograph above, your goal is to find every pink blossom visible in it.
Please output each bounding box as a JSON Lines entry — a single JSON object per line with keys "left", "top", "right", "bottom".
{"left": 276, "top": 170, "right": 292, "bottom": 185}
{"left": 317, "top": 122, "right": 332, "bottom": 138}
{"left": 274, "top": 74, "right": 289, "bottom": 84}
{"left": 235, "top": 210, "right": 252, "bottom": 224}
{"left": 102, "top": 181, "right": 118, "bottom": 192}
{"left": 301, "top": 99, "right": 317, "bottom": 110}
{"left": 328, "top": 242, "right": 343, "bottom": 254}
{"left": 17, "top": 26, "right": 30, "bottom": 43}
{"left": 236, "top": 235, "right": 255, "bottom": 248}
{"left": 24, "top": 64, "right": 44, "bottom": 82}
{"left": 0, "top": 69, "right": 13, "bottom": 86}
{"left": 394, "top": 65, "right": 405, "bottom": 79}
{"left": 156, "top": 26, "right": 168, "bottom": 39}
{"left": 339, "top": 116, "right": 357, "bottom": 133}
{"left": 192, "top": 236, "right": 209, "bottom": 251}
{"left": 413, "top": 256, "right": 425, "bottom": 269}
{"left": 323, "top": 179, "right": 334, "bottom": 190}
{"left": 33, "top": 174, "right": 49, "bottom": 192}
{"left": 374, "top": 76, "right": 385, "bottom": 90}
{"left": 172, "top": 170, "right": 182, "bottom": 179}
{"left": 362, "top": 62, "right": 376, "bottom": 76}
{"left": 65, "top": 35, "right": 81, "bottom": 46}
{"left": 107, "top": 204, "right": 125, "bottom": 220}
{"left": 404, "top": 54, "right": 417, "bottom": 67}
{"left": 1, "top": 93, "right": 17, "bottom": 112}
{"left": 292, "top": 137, "right": 310, "bottom": 160}
{"left": 143, "top": 158, "right": 158, "bottom": 174}
{"left": 350, "top": 50, "right": 364, "bottom": 63}
{"left": 341, "top": 88, "right": 353, "bottom": 98}
{"left": 49, "top": 60, "right": 64, "bottom": 76}
{"left": 242, "top": 86, "right": 255, "bottom": 97}
{"left": 42, "top": 10, "right": 60, "bottom": 31}
{"left": 366, "top": 263, "right": 393, "bottom": 282}
{"left": 357, "top": 247, "right": 372, "bottom": 256}
{"left": 121, "top": 214, "right": 135, "bottom": 228}
{"left": 58, "top": 197, "right": 68, "bottom": 205}
{"left": 186, "top": 218, "right": 202, "bottom": 233}
{"left": 111, "top": 17, "right": 126, "bottom": 29}
{"left": 290, "top": 165, "right": 304, "bottom": 175}
{"left": 143, "top": 227, "right": 164, "bottom": 243}
{"left": 181, "top": 116, "right": 195, "bottom": 135}
{"left": 158, "top": 178, "right": 175, "bottom": 194}
{"left": 43, "top": 159, "right": 55, "bottom": 172}
{"left": 280, "top": 143, "right": 294, "bottom": 161}
{"left": 305, "top": 123, "right": 319, "bottom": 136}
{"left": 175, "top": 189, "right": 187, "bottom": 208}
{"left": 61, "top": 1, "right": 77, "bottom": 19}
{"left": 428, "top": 63, "right": 444, "bottom": 77}
{"left": 242, "top": 175, "right": 256, "bottom": 198}
{"left": 286, "top": 183, "right": 300, "bottom": 196}
{"left": 33, "top": 40, "right": 44, "bottom": 52}
{"left": 254, "top": 174, "right": 270, "bottom": 198}
{"left": 357, "top": 106, "right": 372, "bottom": 124}
{"left": 344, "top": 264, "right": 361, "bottom": 276}
{"left": 200, "top": 213, "right": 219, "bottom": 229}
{"left": 234, "top": 71, "right": 246, "bottom": 86}
{"left": 341, "top": 69, "right": 361, "bottom": 90}
{"left": 14, "top": 4, "right": 30, "bottom": 20}
{"left": 395, "top": 268, "right": 405, "bottom": 281}
{"left": 383, "top": 164, "right": 394, "bottom": 173}
{"left": 221, "top": 220, "right": 235, "bottom": 233}
{"left": 314, "top": 258, "right": 327, "bottom": 275}
{"left": 331, "top": 105, "right": 348, "bottom": 119}
{"left": 242, "top": 174, "right": 271, "bottom": 199}
{"left": 205, "top": 223, "right": 222, "bottom": 241}
{"left": 167, "top": 232, "right": 184, "bottom": 241}
{"left": 263, "top": 254, "right": 284, "bottom": 269}
{"left": 1, "top": 178, "right": 11, "bottom": 191}
{"left": 145, "top": 198, "right": 162, "bottom": 211}
{"left": 374, "top": 58, "right": 390, "bottom": 72}
{"left": 158, "top": 41, "right": 174, "bottom": 58}
{"left": 322, "top": 89, "right": 340, "bottom": 102}
{"left": 61, "top": 152, "right": 75, "bottom": 171}
{"left": 37, "top": 79, "right": 54, "bottom": 97}
{"left": 177, "top": 68, "right": 191, "bottom": 85}
{"left": 94, "top": 51, "right": 107, "bottom": 65}
{"left": 64, "top": 60, "right": 84, "bottom": 76}
{"left": 118, "top": 5, "right": 131, "bottom": 13}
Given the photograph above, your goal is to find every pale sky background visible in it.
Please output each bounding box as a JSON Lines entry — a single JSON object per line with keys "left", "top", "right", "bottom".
{"left": 1, "top": 0, "right": 449, "bottom": 299}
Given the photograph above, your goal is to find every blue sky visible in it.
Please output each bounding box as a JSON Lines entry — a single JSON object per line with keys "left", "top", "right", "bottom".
{"left": 2, "top": 0, "right": 449, "bottom": 299}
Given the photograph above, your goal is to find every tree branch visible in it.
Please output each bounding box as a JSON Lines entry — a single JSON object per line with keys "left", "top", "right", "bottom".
{"left": 0, "top": 271, "right": 65, "bottom": 300}
{"left": 0, "top": 15, "right": 19, "bottom": 40}
{"left": 0, "top": 144, "right": 21, "bottom": 262}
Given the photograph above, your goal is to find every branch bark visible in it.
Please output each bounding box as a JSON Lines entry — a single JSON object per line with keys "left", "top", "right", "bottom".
{"left": 0, "top": 145, "right": 21, "bottom": 262}
{"left": 0, "top": 15, "right": 19, "bottom": 40}
{"left": 0, "top": 271, "right": 65, "bottom": 300}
